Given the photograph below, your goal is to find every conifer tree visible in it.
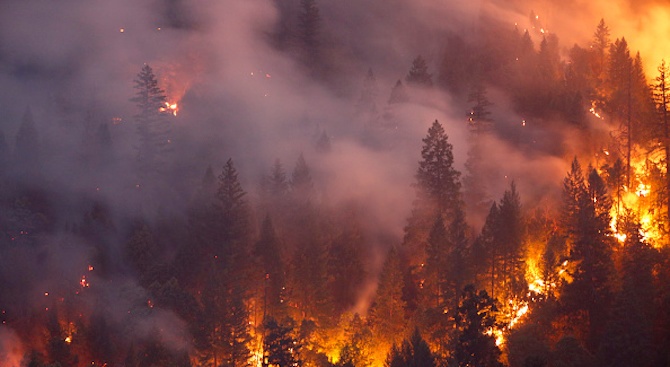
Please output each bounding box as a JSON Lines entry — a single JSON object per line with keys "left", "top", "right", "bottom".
{"left": 385, "top": 329, "right": 435, "bottom": 367}
{"left": 652, "top": 60, "right": 670, "bottom": 226}
{"left": 590, "top": 19, "right": 611, "bottom": 107}
{"left": 598, "top": 212, "right": 654, "bottom": 367}
{"left": 403, "top": 120, "right": 462, "bottom": 265}
{"left": 262, "top": 317, "right": 301, "bottom": 367}
{"left": 561, "top": 163, "right": 615, "bottom": 350}
{"left": 216, "top": 158, "right": 250, "bottom": 249}
{"left": 130, "top": 64, "right": 172, "bottom": 183}
{"left": 370, "top": 247, "right": 406, "bottom": 347}
{"left": 453, "top": 285, "right": 503, "bottom": 367}
{"left": 406, "top": 55, "right": 433, "bottom": 87}
{"left": 415, "top": 120, "right": 461, "bottom": 215}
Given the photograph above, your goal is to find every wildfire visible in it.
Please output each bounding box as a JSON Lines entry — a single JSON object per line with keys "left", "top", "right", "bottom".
{"left": 159, "top": 101, "right": 179, "bottom": 116}
{"left": 606, "top": 147, "right": 663, "bottom": 246}
{"left": 589, "top": 101, "right": 604, "bottom": 119}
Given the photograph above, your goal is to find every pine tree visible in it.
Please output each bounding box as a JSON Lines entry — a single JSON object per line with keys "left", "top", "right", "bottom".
{"left": 130, "top": 64, "right": 172, "bottom": 183}
{"left": 425, "top": 214, "right": 449, "bottom": 309}
{"left": 477, "top": 202, "right": 501, "bottom": 299}
{"left": 385, "top": 329, "right": 435, "bottom": 367}
{"left": 370, "top": 247, "right": 406, "bottom": 348}
{"left": 497, "top": 182, "right": 526, "bottom": 304}
{"left": 415, "top": 120, "right": 462, "bottom": 214}
{"left": 590, "top": 19, "right": 611, "bottom": 108}
{"left": 262, "top": 317, "right": 301, "bottom": 367}
{"left": 216, "top": 158, "right": 250, "bottom": 249}
{"left": 652, "top": 60, "right": 670, "bottom": 227}
{"left": 406, "top": 55, "right": 433, "bottom": 88}
{"left": 403, "top": 120, "right": 462, "bottom": 266}
{"left": 199, "top": 267, "right": 252, "bottom": 367}
{"left": 561, "top": 163, "right": 615, "bottom": 351}
{"left": 453, "top": 285, "right": 503, "bottom": 367}
{"left": 598, "top": 212, "right": 654, "bottom": 367}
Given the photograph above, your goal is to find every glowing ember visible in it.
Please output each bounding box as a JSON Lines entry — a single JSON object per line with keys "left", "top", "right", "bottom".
{"left": 65, "top": 336, "right": 72, "bottom": 344}
{"left": 589, "top": 101, "right": 604, "bottom": 119}
{"left": 80, "top": 276, "right": 89, "bottom": 288}
{"left": 159, "top": 101, "right": 179, "bottom": 116}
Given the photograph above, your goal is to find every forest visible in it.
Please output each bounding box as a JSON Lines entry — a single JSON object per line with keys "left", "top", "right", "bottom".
{"left": 1, "top": 0, "right": 670, "bottom": 366}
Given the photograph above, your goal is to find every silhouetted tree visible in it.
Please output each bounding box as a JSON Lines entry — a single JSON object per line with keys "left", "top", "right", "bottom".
{"left": 453, "top": 285, "right": 503, "bottom": 367}
{"left": 262, "top": 317, "right": 301, "bottom": 367}
{"left": 406, "top": 56, "right": 433, "bottom": 87}
{"left": 130, "top": 64, "right": 172, "bottom": 183}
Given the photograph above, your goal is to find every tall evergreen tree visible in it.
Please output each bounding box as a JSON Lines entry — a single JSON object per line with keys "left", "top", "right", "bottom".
{"left": 130, "top": 64, "right": 172, "bottom": 184}
{"left": 262, "top": 317, "right": 301, "bottom": 367}
{"left": 403, "top": 120, "right": 462, "bottom": 265}
{"left": 652, "top": 60, "right": 670, "bottom": 227}
{"left": 561, "top": 162, "right": 615, "bottom": 351}
{"left": 496, "top": 182, "right": 526, "bottom": 305}
{"left": 385, "top": 329, "right": 435, "bottom": 367}
{"left": 598, "top": 212, "right": 654, "bottom": 367}
{"left": 370, "top": 247, "right": 407, "bottom": 348}
{"left": 453, "top": 285, "right": 503, "bottom": 367}
{"left": 406, "top": 56, "right": 433, "bottom": 88}
{"left": 216, "top": 158, "right": 250, "bottom": 250}
{"left": 590, "top": 19, "right": 611, "bottom": 108}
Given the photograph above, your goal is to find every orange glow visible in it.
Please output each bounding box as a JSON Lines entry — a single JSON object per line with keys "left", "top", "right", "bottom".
{"left": 607, "top": 147, "right": 663, "bottom": 246}
{"left": 159, "top": 101, "right": 179, "bottom": 116}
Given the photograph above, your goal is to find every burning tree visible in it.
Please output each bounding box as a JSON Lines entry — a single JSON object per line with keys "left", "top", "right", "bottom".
{"left": 652, "top": 60, "right": 670, "bottom": 232}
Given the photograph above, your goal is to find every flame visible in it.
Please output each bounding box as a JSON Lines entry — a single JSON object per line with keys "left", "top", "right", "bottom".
{"left": 606, "top": 147, "right": 663, "bottom": 246}
{"left": 159, "top": 101, "right": 179, "bottom": 116}
{"left": 589, "top": 101, "right": 604, "bottom": 119}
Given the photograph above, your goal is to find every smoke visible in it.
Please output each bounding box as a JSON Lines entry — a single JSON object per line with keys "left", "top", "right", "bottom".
{"left": 0, "top": 0, "right": 665, "bottom": 357}
{"left": 0, "top": 327, "right": 23, "bottom": 367}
